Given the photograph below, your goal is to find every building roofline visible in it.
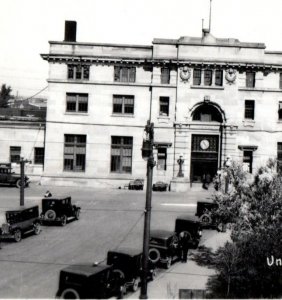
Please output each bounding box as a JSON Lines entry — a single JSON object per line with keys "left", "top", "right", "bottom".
{"left": 48, "top": 40, "right": 152, "bottom": 50}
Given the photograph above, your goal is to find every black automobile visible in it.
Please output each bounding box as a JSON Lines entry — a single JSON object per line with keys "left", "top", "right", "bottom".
{"left": 128, "top": 179, "right": 144, "bottom": 190}
{"left": 196, "top": 200, "right": 225, "bottom": 232}
{"left": 0, "top": 163, "right": 30, "bottom": 188}
{"left": 0, "top": 205, "right": 41, "bottom": 242}
{"left": 152, "top": 181, "right": 168, "bottom": 192}
{"left": 149, "top": 230, "right": 180, "bottom": 269}
{"left": 175, "top": 215, "right": 202, "bottom": 248}
{"left": 56, "top": 263, "right": 126, "bottom": 299}
{"left": 40, "top": 196, "right": 80, "bottom": 226}
{"left": 107, "top": 247, "right": 156, "bottom": 292}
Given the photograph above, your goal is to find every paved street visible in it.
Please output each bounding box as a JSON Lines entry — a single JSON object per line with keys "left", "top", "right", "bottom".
{"left": 0, "top": 183, "right": 224, "bottom": 298}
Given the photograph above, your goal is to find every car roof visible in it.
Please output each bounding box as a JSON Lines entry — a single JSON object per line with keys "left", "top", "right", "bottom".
{"left": 176, "top": 215, "right": 201, "bottom": 223}
{"left": 108, "top": 247, "right": 142, "bottom": 257}
{"left": 42, "top": 196, "right": 71, "bottom": 201}
{"left": 6, "top": 205, "right": 39, "bottom": 213}
{"left": 150, "top": 229, "right": 175, "bottom": 239}
{"left": 61, "top": 264, "right": 111, "bottom": 277}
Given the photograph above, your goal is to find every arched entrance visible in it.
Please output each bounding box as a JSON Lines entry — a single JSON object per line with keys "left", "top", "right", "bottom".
{"left": 190, "top": 101, "right": 224, "bottom": 184}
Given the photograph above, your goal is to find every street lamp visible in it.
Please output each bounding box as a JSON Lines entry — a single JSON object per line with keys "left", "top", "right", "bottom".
{"left": 19, "top": 157, "right": 31, "bottom": 206}
{"left": 140, "top": 120, "right": 155, "bottom": 299}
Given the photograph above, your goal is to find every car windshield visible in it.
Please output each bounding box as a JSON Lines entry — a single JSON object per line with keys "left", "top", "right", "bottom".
{"left": 0, "top": 211, "right": 7, "bottom": 224}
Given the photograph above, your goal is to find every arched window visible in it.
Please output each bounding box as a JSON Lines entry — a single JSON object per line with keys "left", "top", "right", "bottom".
{"left": 192, "top": 104, "right": 223, "bottom": 123}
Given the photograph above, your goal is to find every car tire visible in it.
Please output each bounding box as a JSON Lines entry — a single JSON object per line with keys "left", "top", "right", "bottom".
{"left": 60, "top": 288, "right": 80, "bottom": 299}
{"left": 34, "top": 222, "right": 41, "bottom": 235}
{"left": 200, "top": 214, "right": 212, "bottom": 225}
{"left": 165, "top": 257, "right": 172, "bottom": 269}
{"left": 132, "top": 277, "right": 140, "bottom": 292}
{"left": 61, "top": 215, "right": 67, "bottom": 226}
{"left": 14, "top": 229, "right": 22, "bottom": 242}
{"left": 148, "top": 248, "right": 161, "bottom": 263}
{"left": 74, "top": 210, "right": 80, "bottom": 220}
{"left": 45, "top": 209, "right": 56, "bottom": 221}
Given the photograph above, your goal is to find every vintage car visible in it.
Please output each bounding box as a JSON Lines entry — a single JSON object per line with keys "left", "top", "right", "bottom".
{"left": 152, "top": 181, "right": 168, "bottom": 192}
{"left": 128, "top": 179, "right": 144, "bottom": 190}
{"left": 0, "top": 163, "right": 30, "bottom": 188}
{"left": 149, "top": 230, "right": 180, "bottom": 269}
{"left": 56, "top": 263, "right": 126, "bottom": 299}
{"left": 40, "top": 196, "right": 80, "bottom": 226}
{"left": 195, "top": 200, "right": 225, "bottom": 232}
{"left": 175, "top": 215, "right": 202, "bottom": 248}
{"left": 107, "top": 247, "right": 156, "bottom": 292}
{"left": 0, "top": 205, "right": 41, "bottom": 242}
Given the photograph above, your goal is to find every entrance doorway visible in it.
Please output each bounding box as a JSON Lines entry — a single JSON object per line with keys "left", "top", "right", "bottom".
{"left": 190, "top": 135, "right": 219, "bottom": 183}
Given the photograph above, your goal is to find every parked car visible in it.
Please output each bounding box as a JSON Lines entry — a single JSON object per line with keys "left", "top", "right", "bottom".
{"left": 107, "top": 247, "right": 156, "bottom": 292}
{"left": 174, "top": 215, "right": 202, "bottom": 248}
{"left": 0, "top": 205, "right": 41, "bottom": 242}
{"left": 149, "top": 230, "right": 180, "bottom": 269}
{"left": 40, "top": 196, "right": 80, "bottom": 226}
{"left": 128, "top": 179, "right": 144, "bottom": 190}
{"left": 195, "top": 200, "right": 225, "bottom": 232}
{"left": 0, "top": 163, "right": 30, "bottom": 188}
{"left": 152, "top": 181, "right": 168, "bottom": 192}
{"left": 56, "top": 263, "right": 126, "bottom": 299}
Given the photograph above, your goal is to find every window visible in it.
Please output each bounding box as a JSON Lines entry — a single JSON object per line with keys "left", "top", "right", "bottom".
{"left": 114, "top": 66, "right": 136, "bottom": 82}
{"left": 246, "top": 71, "right": 256, "bottom": 88}
{"left": 204, "top": 70, "right": 212, "bottom": 86}
{"left": 67, "top": 64, "right": 89, "bottom": 80}
{"left": 113, "top": 95, "right": 134, "bottom": 114}
{"left": 159, "top": 97, "right": 169, "bottom": 116}
{"left": 64, "top": 135, "right": 86, "bottom": 171}
{"left": 111, "top": 136, "right": 133, "bottom": 173}
{"left": 10, "top": 146, "right": 21, "bottom": 163}
{"left": 279, "top": 73, "right": 282, "bottom": 89}
{"left": 193, "top": 69, "right": 202, "bottom": 85}
{"left": 157, "top": 148, "right": 167, "bottom": 170}
{"left": 279, "top": 101, "right": 282, "bottom": 120}
{"left": 34, "top": 147, "right": 44, "bottom": 165}
{"left": 66, "top": 93, "right": 88, "bottom": 113}
{"left": 215, "top": 70, "right": 223, "bottom": 86}
{"left": 161, "top": 67, "right": 170, "bottom": 84}
{"left": 243, "top": 150, "right": 253, "bottom": 173}
{"left": 278, "top": 143, "right": 282, "bottom": 172}
{"left": 245, "top": 100, "right": 255, "bottom": 120}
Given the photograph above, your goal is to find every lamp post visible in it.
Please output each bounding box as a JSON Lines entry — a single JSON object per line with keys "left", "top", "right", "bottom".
{"left": 19, "top": 157, "right": 31, "bottom": 206}
{"left": 140, "top": 120, "right": 155, "bottom": 299}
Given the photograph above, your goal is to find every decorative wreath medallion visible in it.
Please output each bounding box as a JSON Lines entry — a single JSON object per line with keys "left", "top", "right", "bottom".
{"left": 225, "top": 68, "right": 237, "bottom": 84}
{"left": 180, "top": 66, "right": 191, "bottom": 82}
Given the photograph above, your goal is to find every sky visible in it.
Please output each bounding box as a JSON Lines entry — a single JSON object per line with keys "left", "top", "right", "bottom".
{"left": 1, "top": 0, "right": 282, "bottom": 98}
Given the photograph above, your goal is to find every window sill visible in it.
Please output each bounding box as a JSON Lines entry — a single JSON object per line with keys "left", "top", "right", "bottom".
{"left": 111, "top": 114, "right": 135, "bottom": 118}
{"left": 190, "top": 85, "right": 224, "bottom": 90}
{"left": 65, "top": 112, "right": 89, "bottom": 116}
{"left": 157, "top": 116, "right": 170, "bottom": 124}
{"left": 238, "top": 87, "right": 282, "bottom": 92}
{"left": 242, "top": 120, "right": 255, "bottom": 127}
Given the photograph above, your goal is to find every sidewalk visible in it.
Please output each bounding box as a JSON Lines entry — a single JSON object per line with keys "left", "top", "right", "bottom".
{"left": 129, "top": 229, "right": 231, "bottom": 299}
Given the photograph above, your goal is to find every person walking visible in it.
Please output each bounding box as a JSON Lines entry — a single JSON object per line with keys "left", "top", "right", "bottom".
{"left": 179, "top": 232, "right": 190, "bottom": 263}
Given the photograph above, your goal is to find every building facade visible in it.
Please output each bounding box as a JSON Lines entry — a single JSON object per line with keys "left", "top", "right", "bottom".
{"left": 40, "top": 22, "right": 282, "bottom": 190}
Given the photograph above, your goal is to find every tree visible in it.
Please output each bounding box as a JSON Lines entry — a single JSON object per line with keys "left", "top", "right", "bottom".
{"left": 206, "top": 159, "right": 282, "bottom": 298}
{"left": 0, "top": 84, "right": 12, "bottom": 108}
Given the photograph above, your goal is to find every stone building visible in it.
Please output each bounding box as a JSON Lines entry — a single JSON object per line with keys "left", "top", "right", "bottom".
{"left": 40, "top": 21, "right": 282, "bottom": 190}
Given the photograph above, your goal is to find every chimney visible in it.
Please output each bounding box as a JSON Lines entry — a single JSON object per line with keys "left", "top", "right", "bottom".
{"left": 64, "top": 20, "right": 77, "bottom": 42}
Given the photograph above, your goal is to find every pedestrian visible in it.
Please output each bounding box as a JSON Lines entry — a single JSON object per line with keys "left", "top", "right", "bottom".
{"left": 202, "top": 174, "right": 207, "bottom": 190}
{"left": 179, "top": 231, "right": 190, "bottom": 262}
{"left": 205, "top": 173, "right": 211, "bottom": 190}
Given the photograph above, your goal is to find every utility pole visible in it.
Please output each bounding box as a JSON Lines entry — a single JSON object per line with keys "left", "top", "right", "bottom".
{"left": 140, "top": 121, "right": 155, "bottom": 299}
{"left": 19, "top": 158, "right": 30, "bottom": 206}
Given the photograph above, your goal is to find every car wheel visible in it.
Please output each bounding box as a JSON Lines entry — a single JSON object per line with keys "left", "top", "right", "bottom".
{"left": 148, "top": 248, "right": 161, "bottom": 263}
{"left": 200, "top": 214, "right": 212, "bottom": 225}
{"left": 16, "top": 179, "right": 24, "bottom": 188}
{"left": 45, "top": 209, "right": 56, "bottom": 221}
{"left": 34, "top": 223, "right": 41, "bottom": 235}
{"left": 60, "top": 288, "right": 80, "bottom": 299}
{"left": 165, "top": 257, "right": 172, "bottom": 269}
{"left": 14, "top": 229, "right": 22, "bottom": 242}
{"left": 61, "top": 215, "right": 67, "bottom": 226}
{"left": 74, "top": 210, "right": 80, "bottom": 220}
{"left": 132, "top": 277, "right": 140, "bottom": 292}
